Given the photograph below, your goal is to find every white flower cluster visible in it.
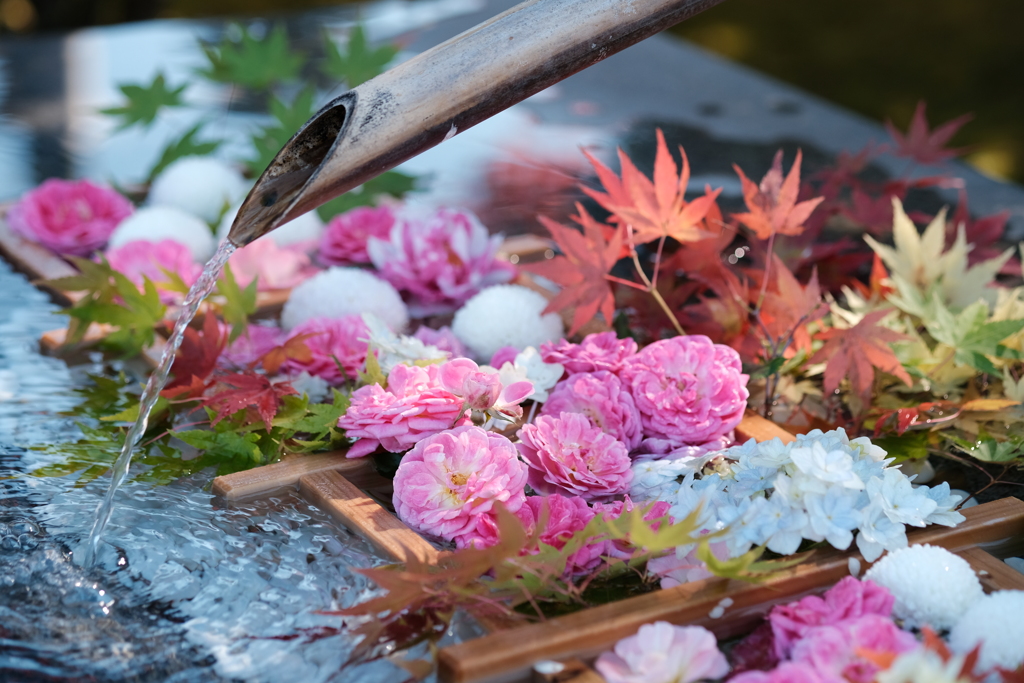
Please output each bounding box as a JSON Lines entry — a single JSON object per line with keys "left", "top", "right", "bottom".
{"left": 630, "top": 429, "right": 964, "bottom": 562}
{"left": 359, "top": 313, "right": 448, "bottom": 374}
{"left": 487, "top": 346, "right": 564, "bottom": 403}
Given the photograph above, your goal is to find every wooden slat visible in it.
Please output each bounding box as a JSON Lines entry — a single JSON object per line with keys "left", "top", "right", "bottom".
{"left": 40, "top": 326, "right": 166, "bottom": 368}
{"left": 212, "top": 451, "right": 375, "bottom": 499}
{"left": 0, "top": 218, "right": 78, "bottom": 305}
{"left": 960, "top": 546, "right": 1024, "bottom": 593}
{"left": 299, "top": 469, "right": 442, "bottom": 565}
{"left": 735, "top": 411, "right": 797, "bottom": 445}
{"left": 437, "top": 497, "right": 1024, "bottom": 683}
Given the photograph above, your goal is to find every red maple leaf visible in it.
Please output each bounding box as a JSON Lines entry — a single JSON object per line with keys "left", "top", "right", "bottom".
{"left": 733, "top": 149, "right": 824, "bottom": 240}
{"left": 261, "top": 332, "right": 318, "bottom": 374}
{"left": 849, "top": 253, "right": 895, "bottom": 303}
{"left": 757, "top": 258, "right": 826, "bottom": 353}
{"left": 810, "top": 309, "right": 912, "bottom": 406}
{"left": 885, "top": 101, "right": 972, "bottom": 165}
{"left": 523, "top": 204, "right": 623, "bottom": 335}
{"left": 202, "top": 372, "right": 297, "bottom": 431}
{"left": 162, "top": 313, "right": 226, "bottom": 400}
{"left": 580, "top": 129, "right": 721, "bottom": 245}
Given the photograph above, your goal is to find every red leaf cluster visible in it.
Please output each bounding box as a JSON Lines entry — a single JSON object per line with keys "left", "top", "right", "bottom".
{"left": 734, "top": 150, "right": 824, "bottom": 240}
{"left": 201, "top": 371, "right": 297, "bottom": 431}
{"left": 162, "top": 314, "right": 226, "bottom": 400}
{"left": 885, "top": 101, "right": 972, "bottom": 166}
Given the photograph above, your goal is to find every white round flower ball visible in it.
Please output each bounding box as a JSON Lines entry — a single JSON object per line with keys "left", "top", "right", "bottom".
{"left": 949, "top": 590, "right": 1024, "bottom": 671}
{"left": 451, "top": 284, "right": 564, "bottom": 361}
{"left": 864, "top": 544, "right": 983, "bottom": 630}
{"left": 217, "top": 202, "right": 324, "bottom": 247}
{"left": 108, "top": 206, "right": 216, "bottom": 261}
{"left": 281, "top": 267, "right": 408, "bottom": 332}
{"left": 148, "top": 156, "right": 248, "bottom": 224}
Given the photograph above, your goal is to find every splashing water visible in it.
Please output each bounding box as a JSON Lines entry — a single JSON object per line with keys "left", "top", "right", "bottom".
{"left": 80, "top": 241, "right": 237, "bottom": 567}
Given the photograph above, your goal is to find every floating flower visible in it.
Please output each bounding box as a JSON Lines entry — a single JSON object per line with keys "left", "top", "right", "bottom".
{"left": 368, "top": 206, "right": 515, "bottom": 315}
{"left": 541, "top": 371, "right": 642, "bottom": 450}
{"left": 493, "top": 346, "right": 564, "bottom": 403}
{"left": 318, "top": 205, "right": 395, "bottom": 265}
{"left": 949, "top": 590, "right": 1024, "bottom": 672}
{"left": 280, "top": 315, "right": 370, "bottom": 384}
{"left": 620, "top": 335, "right": 748, "bottom": 447}
{"left": 220, "top": 324, "right": 281, "bottom": 369}
{"left": 104, "top": 239, "right": 202, "bottom": 302}
{"left": 412, "top": 325, "right": 468, "bottom": 359}
{"left": 108, "top": 206, "right": 217, "bottom": 261}
{"left": 363, "top": 314, "right": 449, "bottom": 374}
{"left": 148, "top": 156, "right": 248, "bottom": 224}
{"left": 439, "top": 357, "right": 533, "bottom": 421}
{"left": 730, "top": 661, "right": 827, "bottom": 683}
{"left": 517, "top": 412, "right": 632, "bottom": 500}
{"left": 540, "top": 332, "right": 638, "bottom": 375}
{"left": 392, "top": 425, "right": 527, "bottom": 542}
{"left": 227, "top": 238, "right": 318, "bottom": 291}
{"left": 281, "top": 267, "right": 408, "bottom": 332}
{"left": 452, "top": 284, "right": 564, "bottom": 361}
{"left": 218, "top": 203, "right": 325, "bottom": 248}
{"left": 594, "top": 622, "right": 729, "bottom": 683}
{"left": 8, "top": 178, "right": 133, "bottom": 256}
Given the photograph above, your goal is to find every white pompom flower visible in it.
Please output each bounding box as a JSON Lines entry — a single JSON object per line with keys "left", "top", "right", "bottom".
{"left": 864, "top": 544, "right": 983, "bottom": 630}
{"left": 108, "top": 206, "right": 216, "bottom": 261}
{"left": 148, "top": 156, "right": 248, "bottom": 224}
{"left": 949, "top": 590, "right": 1024, "bottom": 672}
{"left": 451, "top": 285, "right": 564, "bottom": 361}
{"left": 281, "top": 267, "right": 408, "bottom": 332}
{"left": 217, "top": 202, "right": 324, "bottom": 247}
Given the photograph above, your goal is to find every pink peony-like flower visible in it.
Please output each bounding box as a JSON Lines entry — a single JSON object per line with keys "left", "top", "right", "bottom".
{"left": 228, "top": 238, "right": 319, "bottom": 291}
{"left": 392, "top": 425, "right": 528, "bottom": 542}
{"left": 620, "top": 335, "right": 748, "bottom": 447}
{"left": 318, "top": 205, "right": 396, "bottom": 266}
{"left": 280, "top": 315, "right": 371, "bottom": 384}
{"left": 489, "top": 345, "right": 519, "bottom": 370}
{"left": 104, "top": 239, "right": 202, "bottom": 303}
{"left": 220, "top": 324, "right": 282, "bottom": 368}
{"left": 517, "top": 412, "right": 632, "bottom": 500}
{"left": 526, "top": 494, "right": 607, "bottom": 572}
{"left": 541, "top": 371, "right": 643, "bottom": 451}
{"left": 540, "top": 332, "right": 638, "bottom": 375}
{"left": 439, "top": 357, "right": 533, "bottom": 418}
{"left": 413, "top": 325, "right": 468, "bottom": 358}
{"left": 595, "top": 621, "right": 729, "bottom": 683}
{"left": 789, "top": 615, "right": 916, "bottom": 683}
{"left": 367, "top": 206, "right": 516, "bottom": 315}
{"left": 730, "top": 661, "right": 825, "bottom": 683}
{"left": 9, "top": 178, "right": 133, "bottom": 256}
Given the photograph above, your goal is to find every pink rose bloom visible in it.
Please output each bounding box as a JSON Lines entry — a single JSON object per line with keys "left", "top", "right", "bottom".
{"left": 526, "top": 494, "right": 607, "bottom": 572}
{"left": 105, "top": 239, "right": 202, "bottom": 303}
{"left": 392, "top": 425, "right": 528, "bottom": 542}
{"left": 540, "top": 332, "right": 638, "bottom": 375}
{"left": 413, "top": 325, "right": 468, "bottom": 358}
{"left": 367, "top": 207, "right": 516, "bottom": 315}
{"left": 439, "top": 357, "right": 533, "bottom": 417}
{"left": 220, "top": 324, "right": 282, "bottom": 368}
{"left": 453, "top": 503, "right": 534, "bottom": 550}
{"left": 517, "top": 412, "right": 632, "bottom": 500}
{"left": 789, "top": 616, "right": 917, "bottom": 683}
{"left": 541, "top": 371, "right": 643, "bottom": 451}
{"left": 281, "top": 315, "right": 370, "bottom": 384}
{"left": 318, "top": 205, "right": 395, "bottom": 266}
{"left": 620, "top": 335, "right": 749, "bottom": 447}
{"left": 595, "top": 622, "right": 729, "bottom": 683}
{"left": 489, "top": 345, "right": 520, "bottom": 370}
{"left": 730, "top": 662, "right": 825, "bottom": 683}
{"left": 228, "top": 238, "right": 319, "bottom": 291}
{"left": 9, "top": 178, "right": 133, "bottom": 256}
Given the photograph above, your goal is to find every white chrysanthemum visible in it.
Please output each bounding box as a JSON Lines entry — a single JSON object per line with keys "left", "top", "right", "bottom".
{"left": 451, "top": 285, "right": 564, "bottom": 361}
{"left": 108, "top": 206, "right": 216, "bottom": 261}
{"left": 281, "top": 267, "right": 408, "bottom": 332}
{"left": 864, "top": 544, "right": 983, "bottom": 630}
{"left": 217, "top": 203, "right": 324, "bottom": 247}
{"left": 360, "top": 313, "right": 446, "bottom": 373}
{"left": 949, "top": 590, "right": 1024, "bottom": 671}
{"left": 148, "top": 156, "right": 248, "bottom": 224}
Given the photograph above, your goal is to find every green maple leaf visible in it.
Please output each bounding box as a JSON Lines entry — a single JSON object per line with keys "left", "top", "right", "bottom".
{"left": 175, "top": 428, "right": 264, "bottom": 467}
{"left": 322, "top": 25, "right": 398, "bottom": 88}
{"left": 148, "top": 123, "right": 223, "bottom": 182}
{"left": 214, "top": 263, "right": 258, "bottom": 342}
{"left": 100, "top": 73, "right": 186, "bottom": 130}
{"left": 199, "top": 24, "right": 303, "bottom": 90}
{"left": 925, "top": 299, "right": 1024, "bottom": 375}
{"left": 247, "top": 87, "right": 317, "bottom": 176}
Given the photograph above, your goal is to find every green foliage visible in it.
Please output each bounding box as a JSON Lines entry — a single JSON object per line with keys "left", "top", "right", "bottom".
{"left": 950, "top": 434, "right": 1024, "bottom": 463}
{"left": 214, "top": 263, "right": 258, "bottom": 342}
{"left": 874, "top": 430, "right": 931, "bottom": 462}
{"left": 148, "top": 123, "right": 223, "bottom": 182}
{"left": 925, "top": 300, "right": 1024, "bottom": 374}
{"left": 357, "top": 345, "right": 387, "bottom": 388}
{"left": 101, "top": 73, "right": 186, "bottom": 130}
{"left": 315, "top": 171, "right": 417, "bottom": 221}
{"left": 199, "top": 24, "right": 303, "bottom": 90}
{"left": 322, "top": 25, "right": 398, "bottom": 88}
{"left": 247, "top": 87, "right": 317, "bottom": 176}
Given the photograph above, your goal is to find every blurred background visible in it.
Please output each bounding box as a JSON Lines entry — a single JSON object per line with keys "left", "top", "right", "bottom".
{"left": 1, "top": 0, "right": 1021, "bottom": 183}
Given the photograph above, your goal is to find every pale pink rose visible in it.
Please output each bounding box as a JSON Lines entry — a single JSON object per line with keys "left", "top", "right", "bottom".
{"left": 413, "top": 325, "right": 468, "bottom": 358}
{"left": 281, "top": 315, "right": 370, "bottom": 384}
{"left": 595, "top": 622, "right": 729, "bottom": 683}
{"left": 541, "top": 371, "right": 643, "bottom": 451}
{"left": 526, "top": 494, "right": 607, "bottom": 572}
{"left": 730, "top": 662, "right": 825, "bottom": 683}
{"left": 453, "top": 503, "right": 534, "bottom": 550}
{"left": 367, "top": 207, "right": 516, "bottom": 315}
{"left": 9, "top": 178, "right": 133, "bottom": 255}
{"left": 620, "top": 335, "right": 748, "bottom": 447}
{"left": 839, "top": 615, "right": 917, "bottom": 683}
{"left": 318, "top": 205, "right": 395, "bottom": 265}
{"left": 104, "top": 239, "right": 202, "bottom": 303}
{"left": 517, "top": 412, "right": 632, "bottom": 500}
{"left": 439, "top": 358, "right": 504, "bottom": 410}
{"left": 228, "top": 238, "right": 319, "bottom": 291}
{"left": 540, "top": 332, "right": 638, "bottom": 375}
{"left": 220, "top": 324, "right": 282, "bottom": 368}
{"left": 392, "top": 425, "right": 527, "bottom": 542}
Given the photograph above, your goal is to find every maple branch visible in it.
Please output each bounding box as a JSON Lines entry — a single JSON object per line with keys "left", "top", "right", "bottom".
{"left": 627, "top": 225, "right": 686, "bottom": 337}
{"left": 650, "top": 235, "right": 667, "bottom": 290}
{"left": 755, "top": 229, "right": 778, "bottom": 312}
{"left": 605, "top": 274, "right": 648, "bottom": 291}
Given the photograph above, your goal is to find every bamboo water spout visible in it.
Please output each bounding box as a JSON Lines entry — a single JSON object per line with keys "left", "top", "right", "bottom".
{"left": 226, "top": 0, "right": 726, "bottom": 246}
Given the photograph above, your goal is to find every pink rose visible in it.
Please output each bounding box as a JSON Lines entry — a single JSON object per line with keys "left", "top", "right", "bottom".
{"left": 9, "top": 178, "right": 133, "bottom": 255}
{"left": 526, "top": 494, "right": 607, "bottom": 572}
{"left": 439, "top": 358, "right": 503, "bottom": 410}
{"left": 489, "top": 345, "right": 520, "bottom": 370}
{"left": 540, "top": 332, "right": 638, "bottom": 375}
{"left": 104, "top": 239, "right": 202, "bottom": 303}
{"left": 620, "top": 335, "right": 748, "bottom": 447}
{"left": 595, "top": 622, "right": 729, "bottom": 683}
{"left": 413, "top": 325, "right": 468, "bottom": 358}
{"left": 517, "top": 412, "right": 632, "bottom": 501}
{"left": 220, "top": 324, "right": 282, "bottom": 369}
{"left": 730, "top": 662, "right": 825, "bottom": 683}
{"left": 318, "top": 205, "right": 395, "bottom": 266}
{"left": 228, "top": 238, "right": 318, "bottom": 290}
{"left": 393, "top": 425, "right": 527, "bottom": 542}
{"left": 281, "top": 315, "right": 371, "bottom": 384}
{"left": 541, "top": 371, "right": 643, "bottom": 451}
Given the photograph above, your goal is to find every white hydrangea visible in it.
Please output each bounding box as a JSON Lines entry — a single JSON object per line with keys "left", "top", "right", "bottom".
{"left": 451, "top": 285, "right": 564, "bottom": 361}
{"left": 281, "top": 267, "right": 409, "bottom": 332}
{"left": 491, "top": 347, "right": 564, "bottom": 402}
{"left": 148, "top": 156, "right": 248, "bottom": 224}
{"left": 864, "top": 544, "right": 983, "bottom": 630}
{"left": 949, "top": 590, "right": 1024, "bottom": 672}
{"left": 108, "top": 206, "right": 216, "bottom": 261}
{"left": 288, "top": 371, "right": 330, "bottom": 403}
{"left": 217, "top": 202, "right": 324, "bottom": 247}
{"left": 360, "top": 313, "right": 447, "bottom": 374}
{"left": 630, "top": 458, "right": 707, "bottom": 504}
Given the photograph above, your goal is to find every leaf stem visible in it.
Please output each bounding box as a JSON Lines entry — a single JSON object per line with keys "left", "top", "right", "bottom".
{"left": 627, "top": 225, "right": 686, "bottom": 336}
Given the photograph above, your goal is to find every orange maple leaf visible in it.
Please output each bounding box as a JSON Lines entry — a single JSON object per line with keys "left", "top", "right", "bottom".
{"left": 733, "top": 149, "right": 824, "bottom": 239}
{"left": 261, "top": 332, "right": 318, "bottom": 374}
{"left": 580, "top": 129, "right": 721, "bottom": 245}
{"left": 758, "top": 257, "right": 826, "bottom": 353}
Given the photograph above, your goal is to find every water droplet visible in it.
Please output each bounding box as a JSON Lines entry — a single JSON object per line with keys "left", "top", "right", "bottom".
{"left": 17, "top": 534, "right": 38, "bottom": 550}
{"left": 9, "top": 519, "right": 38, "bottom": 536}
